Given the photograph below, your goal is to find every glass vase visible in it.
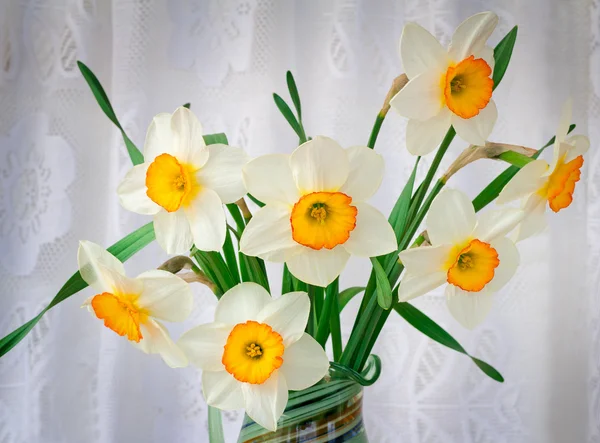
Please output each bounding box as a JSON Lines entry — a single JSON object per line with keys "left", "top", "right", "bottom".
{"left": 237, "top": 378, "right": 368, "bottom": 443}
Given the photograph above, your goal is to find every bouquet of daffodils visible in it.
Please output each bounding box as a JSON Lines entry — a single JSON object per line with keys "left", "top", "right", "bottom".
{"left": 0, "top": 11, "right": 590, "bottom": 437}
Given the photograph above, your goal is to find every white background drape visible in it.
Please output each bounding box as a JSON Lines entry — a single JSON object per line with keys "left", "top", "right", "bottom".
{"left": 0, "top": 0, "right": 599, "bottom": 442}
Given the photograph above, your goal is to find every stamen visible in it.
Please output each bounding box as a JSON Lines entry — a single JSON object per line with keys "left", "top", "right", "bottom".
{"left": 246, "top": 343, "right": 263, "bottom": 358}
{"left": 458, "top": 254, "right": 474, "bottom": 269}
{"left": 310, "top": 205, "right": 327, "bottom": 222}
{"left": 451, "top": 77, "right": 467, "bottom": 93}
{"left": 174, "top": 174, "right": 186, "bottom": 190}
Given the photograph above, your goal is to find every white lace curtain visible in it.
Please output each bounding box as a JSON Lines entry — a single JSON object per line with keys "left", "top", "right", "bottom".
{"left": 0, "top": 0, "right": 598, "bottom": 442}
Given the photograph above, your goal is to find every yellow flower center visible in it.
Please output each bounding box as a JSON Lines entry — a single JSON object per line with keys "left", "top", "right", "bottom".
{"left": 91, "top": 292, "right": 149, "bottom": 342}
{"left": 540, "top": 154, "right": 583, "bottom": 213}
{"left": 222, "top": 320, "right": 284, "bottom": 384}
{"left": 446, "top": 239, "right": 499, "bottom": 292}
{"left": 145, "top": 153, "right": 200, "bottom": 212}
{"left": 290, "top": 191, "right": 357, "bottom": 250}
{"left": 443, "top": 55, "right": 494, "bottom": 119}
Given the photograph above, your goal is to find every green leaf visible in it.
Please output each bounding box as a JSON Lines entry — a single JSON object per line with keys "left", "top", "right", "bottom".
{"left": 203, "top": 133, "right": 228, "bottom": 145}
{"left": 77, "top": 61, "right": 144, "bottom": 166}
{"left": 492, "top": 26, "right": 518, "bottom": 90}
{"left": 239, "top": 253, "right": 270, "bottom": 292}
{"left": 286, "top": 71, "right": 302, "bottom": 121}
{"left": 222, "top": 229, "right": 240, "bottom": 285}
{"left": 193, "top": 250, "right": 237, "bottom": 295}
{"left": 208, "top": 407, "right": 225, "bottom": 443}
{"left": 472, "top": 124, "right": 576, "bottom": 212}
{"left": 338, "top": 286, "right": 366, "bottom": 312}
{"left": 247, "top": 193, "right": 266, "bottom": 208}
{"left": 183, "top": 103, "right": 191, "bottom": 109}
{"left": 282, "top": 264, "right": 294, "bottom": 294}
{"left": 371, "top": 258, "right": 392, "bottom": 310}
{"left": 394, "top": 302, "right": 504, "bottom": 382}
{"left": 273, "top": 93, "right": 303, "bottom": 139}
{"left": 0, "top": 222, "right": 156, "bottom": 358}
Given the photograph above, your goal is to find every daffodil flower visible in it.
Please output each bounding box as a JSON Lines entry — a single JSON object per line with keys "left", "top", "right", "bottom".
{"left": 117, "top": 107, "right": 248, "bottom": 254}
{"left": 398, "top": 189, "right": 523, "bottom": 329}
{"left": 178, "top": 282, "right": 329, "bottom": 431}
{"left": 78, "top": 240, "right": 193, "bottom": 367}
{"left": 239, "top": 136, "right": 397, "bottom": 287}
{"left": 390, "top": 12, "right": 499, "bottom": 155}
{"left": 497, "top": 100, "right": 590, "bottom": 241}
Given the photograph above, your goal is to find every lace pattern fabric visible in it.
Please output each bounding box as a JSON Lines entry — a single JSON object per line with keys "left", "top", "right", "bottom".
{"left": 0, "top": 0, "right": 598, "bottom": 442}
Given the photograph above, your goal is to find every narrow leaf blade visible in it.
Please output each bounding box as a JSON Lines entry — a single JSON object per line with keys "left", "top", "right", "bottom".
{"left": 77, "top": 61, "right": 144, "bottom": 165}
{"left": 203, "top": 133, "right": 228, "bottom": 145}
{"left": 286, "top": 71, "right": 302, "bottom": 120}
{"left": 394, "top": 302, "right": 503, "bottom": 382}
{"left": 338, "top": 286, "right": 366, "bottom": 313}
{"left": 273, "top": 93, "right": 302, "bottom": 138}
{"left": 492, "top": 26, "right": 518, "bottom": 90}
{"left": 371, "top": 258, "right": 392, "bottom": 310}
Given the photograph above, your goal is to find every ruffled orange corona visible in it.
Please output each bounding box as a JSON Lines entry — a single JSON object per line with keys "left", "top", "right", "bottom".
{"left": 446, "top": 239, "right": 500, "bottom": 292}
{"left": 290, "top": 191, "right": 357, "bottom": 250}
{"left": 443, "top": 56, "right": 493, "bottom": 119}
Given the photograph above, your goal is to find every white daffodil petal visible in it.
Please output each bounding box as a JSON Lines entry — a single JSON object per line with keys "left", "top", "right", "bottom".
{"left": 77, "top": 240, "right": 139, "bottom": 294}
{"left": 448, "top": 12, "right": 498, "bottom": 62}
{"left": 398, "top": 244, "right": 453, "bottom": 275}
{"left": 400, "top": 22, "right": 448, "bottom": 79}
{"left": 137, "top": 319, "right": 188, "bottom": 368}
{"left": 485, "top": 237, "right": 520, "bottom": 292}
{"left": 290, "top": 137, "right": 349, "bottom": 193}
{"left": 144, "top": 113, "right": 173, "bottom": 161}
{"left": 153, "top": 209, "right": 193, "bottom": 255}
{"left": 286, "top": 246, "right": 350, "bottom": 287}
{"left": 242, "top": 372, "right": 288, "bottom": 432}
{"left": 169, "top": 106, "right": 206, "bottom": 164}
{"left": 496, "top": 159, "right": 549, "bottom": 204}
{"left": 474, "top": 208, "right": 525, "bottom": 242}
{"left": 197, "top": 144, "right": 248, "bottom": 204}
{"left": 397, "top": 271, "right": 447, "bottom": 302}
{"left": 178, "top": 323, "right": 231, "bottom": 371}
{"left": 202, "top": 370, "right": 245, "bottom": 410}
{"left": 117, "top": 163, "right": 161, "bottom": 215}
{"left": 548, "top": 142, "right": 572, "bottom": 176}
{"left": 184, "top": 188, "right": 226, "bottom": 252}
{"left": 513, "top": 194, "right": 548, "bottom": 242}
{"left": 136, "top": 270, "right": 193, "bottom": 322}
{"left": 446, "top": 285, "right": 493, "bottom": 330}
{"left": 427, "top": 188, "right": 476, "bottom": 246}
{"left": 451, "top": 99, "right": 497, "bottom": 146}
{"left": 339, "top": 146, "right": 385, "bottom": 202}
{"left": 279, "top": 333, "right": 330, "bottom": 391}
{"left": 243, "top": 154, "right": 300, "bottom": 206}
{"left": 389, "top": 71, "right": 444, "bottom": 120}
{"left": 239, "top": 205, "right": 301, "bottom": 262}
{"left": 405, "top": 109, "right": 452, "bottom": 156}
{"left": 565, "top": 135, "right": 590, "bottom": 162}
{"left": 343, "top": 203, "right": 397, "bottom": 257}
{"left": 474, "top": 45, "right": 495, "bottom": 71}
{"left": 216, "top": 282, "right": 272, "bottom": 325}
{"left": 257, "top": 291, "right": 310, "bottom": 346}
{"left": 555, "top": 98, "right": 572, "bottom": 145}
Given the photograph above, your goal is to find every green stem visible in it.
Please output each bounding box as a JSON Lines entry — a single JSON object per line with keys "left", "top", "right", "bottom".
{"left": 315, "top": 279, "right": 339, "bottom": 347}
{"left": 367, "top": 112, "right": 386, "bottom": 149}
{"left": 406, "top": 127, "right": 455, "bottom": 224}
{"left": 330, "top": 290, "right": 343, "bottom": 361}
{"left": 306, "top": 286, "right": 321, "bottom": 336}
